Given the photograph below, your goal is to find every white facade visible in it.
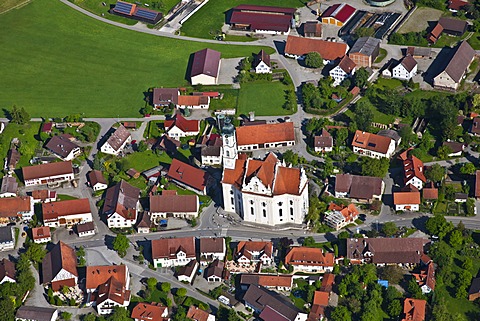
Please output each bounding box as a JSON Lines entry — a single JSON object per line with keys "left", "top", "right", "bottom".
{"left": 433, "top": 71, "right": 459, "bottom": 90}
{"left": 191, "top": 74, "right": 217, "bottom": 86}
{"left": 237, "top": 251, "right": 273, "bottom": 266}
{"left": 33, "top": 236, "right": 51, "bottom": 244}
{"left": 395, "top": 204, "right": 420, "bottom": 211}
{"left": 52, "top": 268, "right": 78, "bottom": 287}
{"left": 44, "top": 212, "right": 93, "bottom": 228}
{"left": 392, "top": 63, "right": 417, "bottom": 80}
{"left": 150, "top": 208, "right": 198, "bottom": 220}
{"left": 0, "top": 274, "right": 15, "bottom": 284}
{"left": 324, "top": 211, "right": 349, "bottom": 230}
{"left": 255, "top": 61, "right": 271, "bottom": 74}
{"left": 290, "top": 264, "right": 334, "bottom": 273}
{"left": 166, "top": 125, "right": 199, "bottom": 139}
{"left": 24, "top": 172, "right": 74, "bottom": 187}
{"left": 78, "top": 229, "right": 95, "bottom": 237}
{"left": 92, "top": 182, "right": 108, "bottom": 192}
{"left": 100, "top": 136, "right": 131, "bottom": 156}
{"left": 237, "top": 140, "right": 295, "bottom": 151}
{"left": 0, "top": 228, "right": 14, "bottom": 252}
{"left": 177, "top": 261, "right": 198, "bottom": 283}
{"left": 222, "top": 127, "right": 238, "bottom": 170}
{"left": 201, "top": 153, "right": 222, "bottom": 166}
{"left": 314, "top": 145, "right": 333, "bottom": 153}
{"left": 53, "top": 147, "right": 81, "bottom": 162}
{"left": 406, "top": 176, "right": 424, "bottom": 190}
{"left": 352, "top": 139, "right": 396, "bottom": 159}
{"left": 330, "top": 64, "right": 355, "bottom": 86}
{"left": 107, "top": 211, "right": 138, "bottom": 229}
{"left": 97, "top": 299, "right": 130, "bottom": 315}
{"left": 153, "top": 250, "right": 195, "bottom": 268}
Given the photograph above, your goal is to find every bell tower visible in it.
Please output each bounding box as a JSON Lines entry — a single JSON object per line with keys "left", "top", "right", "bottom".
{"left": 221, "top": 117, "right": 238, "bottom": 169}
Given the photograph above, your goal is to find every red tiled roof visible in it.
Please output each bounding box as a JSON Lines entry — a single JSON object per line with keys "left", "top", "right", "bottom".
{"left": 42, "top": 241, "right": 78, "bottom": 285}
{"left": 321, "top": 273, "right": 335, "bottom": 292}
{"left": 236, "top": 122, "right": 295, "bottom": 146}
{"left": 285, "top": 247, "right": 335, "bottom": 267}
{"left": 0, "top": 258, "right": 15, "bottom": 282}
{"left": 285, "top": 35, "right": 348, "bottom": 61}
{"left": 96, "top": 276, "right": 130, "bottom": 306}
{"left": 151, "top": 237, "right": 196, "bottom": 259}
{"left": 321, "top": 3, "right": 356, "bottom": 23}
{"left": 31, "top": 189, "right": 56, "bottom": 201}
{"left": 448, "top": 0, "right": 469, "bottom": 10}
{"left": 313, "top": 291, "right": 329, "bottom": 306}
{"left": 150, "top": 191, "right": 198, "bottom": 213}
{"left": 42, "top": 198, "right": 91, "bottom": 222}
{"left": 222, "top": 158, "right": 247, "bottom": 188}
{"left": 131, "top": 302, "right": 167, "bottom": 321}
{"left": 230, "top": 11, "right": 292, "bottom": 32}
{"left": 403, "top": 154, "right": 426, "bottom": 184}
{"left": 0, "top": 196, "right": 31, "bottom": 218}
{"left": 240, "top": 274, "right": 293, "bottom": 288}
{"left": 338, "top": 55, "right": 356, "bottom": 73}
{"left": 328, "top": 202, "right": 359, "bottom": 221}
{"left": 394, "top": 187, "right": 421, "bottom": 205}
{"left": 422, "top": 184, "right": 438, "bottom": 200}
{"left": 86, "top": 265, "right": 127, "bottom": 291}
{"left": 164, "top": 113, "right": 200, "bottom": 133}
{"left": 314, "top": 129, "right": 333, "bottom": 149}
{"left": 32, "top": 226, "right": 51, "bottom": 240}
{"left": 402, "top": 298, "right": 426, "bottom": 321}
{"left": 236, "top": 241, "right": 273, "bottom": 260}
{"left": 352, "top": 130, "right": 392, "bottom": 154}
{"left": 177, "top": 95, "right": 209, "bottom": 106}
{"left": 186, "top": 306, "right": 212, "bottom": 321}
{"left": 103, "top": 180, "right": 139, "bottom": 220}
{"left": 167, "top": 159, "right": 208, "bottom": 192}
{"left": 22, "top": 161, "right": 73, "bottom": 181}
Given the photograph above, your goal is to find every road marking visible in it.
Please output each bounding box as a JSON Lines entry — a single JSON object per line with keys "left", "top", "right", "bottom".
{"left": 221, "top": 228, "right": 227, "bottom": 237}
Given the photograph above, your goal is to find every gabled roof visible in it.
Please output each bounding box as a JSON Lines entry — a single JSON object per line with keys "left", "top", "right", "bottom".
{"left": 337, "top": 55, "right": 356, "bottom": 73}
{"left": 399, "top": 55, "right": 418, "bottom": 73}
{"left": 440, "top": 41, "right": 475, "bottom": 83}
{"left": 191, "top": 48, "right": 221, "bottom": 78}
{"left": 439, "top": 17, "right": 468, "bottom": 33}
{"left": 96, "top": 275, "right": 130, "bottom": 306}
{"left": 186, "top": 306, "right": 213, "bottom": 321}
{"left": 468, "top": 277, "right": 480, "bottom": 296}
{"left": 285, "top": 35, "right": 348, "bottom": 61}
{"left": 476, "top": 170, "right": 480, "bottom": 198}
{"left": 230, "top": 5, "right": 295, "bottom": 33}
{"left": 321, "top": 273, "right": 335, "bottom": 292}
{"left": 152, "top": 88, "right": 179, "bottom": 105}
{"left": 442, "top": 141, "right": 465, "bottom": 153}
{"left": 150, "top": 190, "right": 198, "bottom": 213}
{"left": 236, "top": 122, "right": 295, "bottom": 146}
{"left": 314, "top": 129, "right": 333, "bottom": 148}
{"left": 233, "top": 4, "right": 296, "bottom": 14}
{"left": 303, "top": 21, "right": 322, "bottom": 35}
{"left": 0, "top": 258, "right": 15, "bottom": 282}
{"left": 394, "top": 186, "right": 421, "bottom": 205}
{"left": 86, "top": 265, "right": 128, "bottom": 290}
{"left": 422, "top": 182, "right": 438, "bottom": 200}
{"left": 77, "top": 221, "right": 95, "bottom": 233}
{"left": 0, "top": 176, "right": 17, "bottom": 195}
{"left": 335, "top": 173, "right": 383, "bottom": 200}
{"left": 164, "top": 113, "right": 200, "bottom": 133}
{"left": 236, "top": 241, "right": 273, "bottom": 260}
{"left": 0, "top": 196, "right": 32, "bottom": 218}
{"left": 402, "top": 152, "right": 426, "bottom": 184}
{"left": 45, "top": 135, "right": 80, "bottom": 158}
{"left": 88, "top": 170, "right": 107, "bottom": 187}
{"left": 205, "top": 259, "right": 224, "bottom": 278}
{"left": 243, "top": 285, "right": 300, "bottom": 321}
{"left": 106, "top": 125, "right": 131, "bottom": 152}
{"left": 240, "top": 273, "right": 293, "bottom": 288}
{"left": 103, "top": 180, "right": 140, "bottom": 220}
{"left": 313, "top": 291, "right": 329, "bottom": 307}
{"left": 16, "top": 306, "right": 58, "bottom": 321}
{"left": 200, "top": 237, "right": 225, "bottom": 254}
{"left": 31, "top": 189, "right": 56, "bottom": 201}
{"left": 22, "top": 161, "right": 73, "bottom": 181}
{"left": 177, "top": 95, "right": 209, "bottom": 106}
{"left": 222, "top": 157, "right": 247, "bottom": 188}
{"left": 32, "top": 226, "right": 51, "bottom": 240}
{"left": 352, "top": 130, "right": 393, "bottom": 154}
{"left": 42, "top": 241, "right": 78, "bottom": 284}
{"left": 448, "top": 0, "right": 469, "bottom": 10}
{"left": 167, "top": 159, "right": 208, "bottom": 192}
{"left": 42, "top": 198, "right": 91, "bottom": 222}
{"left": 151, "top": 237, "right": 196, "bottom": 259}
{"left": 156, "top": 134, "right": 181, "bottom": 153}
{"left": 285, "top": 247, "right": 335, "bottom": 267}
{"left": 402, "top": 298, "right": 426, "bottom": 321}
{"left": 349, "top": 37, "right": 381, "bottom": 57}
{"left": 254, "top": 50, "right": 271, "bottom": 68}
{"left": 131, "top": 302, "right": 167, "bottom": 321}
{"left": 321, "top": 3, "right": 356, "bottom": 23}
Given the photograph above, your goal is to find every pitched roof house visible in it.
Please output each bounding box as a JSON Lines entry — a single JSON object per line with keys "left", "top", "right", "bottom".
{"left": 314, "top": 129, "right": 333, "bottom": 153}
{"left": 32, "top": 226, "right": 51, "bottom": 244}
{"left": 334, "top": 173, "right": 384, "bottom": 202}
{"left": 412, "top": 262, "right": 436, "bottom": 294}
{"left": 468, "top": 277, "right": 480, "bottom": 301}
{"left": 100, "top": 125, "right": 132, "bottom": 156}
{"left": 399, "top": 150, "right": 426, "bottom": 190}
{"left": 0, "top": 196, "right": 34, "bottom": 223}
{"left": 151, "top": 237, "right": 196, "bottom": 268}
{"left": 348, "top": 36, "right": 381, "bottom": 67}
{"left": 321, "top": 3, "right": 356, "bottom": 26}
{"left": 22, "top": 161, "right": 74, "bottom": 187}
{"left": 401, "top": 298, "right": 426, "bottom": 321}
{"left": 149, "top": 190, "right": 199, "bottom": 220}
{"left": 351, "top": 130, "right": 396, "bottom": 159}
{"left": 190, "top": 48, "right": 221, "bottom": 85}
{"left": 0, "top": 176, "right": 17, "bottom": 198}
{"left": 422, "top": 182, "right": 438, "bottom": 201}
{"left": 254, "top": 50, "right": 272, "bottom": 74}
{"left": 284, "top": 247, "right": 335, "bottom": 273}
{"left": 152, "top": 87, "right": 180, "bottom": 107}
{"left": 131, "top": 302, "right": 169, "bottom": 321}
{"left": 44, "top": 135, "right": 81, "bottom": 161}
{"left": 77, "top": 221, "right": 95, "bottom": 237}
{"left": 88, "top": 170, "right": 108, "bottom": 191}
{"left": 186, "top": 306, "right": 215, "bottom": 321}
{"left": 199, "top": 237, "right": 226, "bottom": 264}
{"left": 15, "top": 306, "right": 58, "bottom": 321}
{"left": 176, "top": 259, "right": 199, "bottom": 283}
{"left": 42, "top": 198, "right": 93, "bottom": 227}
{"left": 303, "top": 21, "right": 322, "bottom": 37}
{"left": 205, "top": 259, "right": 225, "bottom": 283}
{"left": 6, "top": 148, "right": 20, "bottom": 172}
{"left": 164, "top": 113, "right": 200, "bottom": 139}
{"left": 394, "top": 185, "right": 421, "bottom": 212}
{"left": 330, "top": 55, "right": 356, "bottom": 86}
{"left": 236, "top": 122, "right": 295, "bottom": 151}
{"left": 201, "top": 134, "right": 223, "bottom": 166}
{"left": 392, "top": 55, "right": 418, "bottom": 81}
{"left": 285, "top": 35, "right": 348, "bottom": 62}
{"left": 42, "top": 241, "right": 78, "bottom": 291}
{"left": 31, "top": 189, "right": 57, "bottom": 203}
{"left": 103, "top": 180, "right": 140, "bottom": 228}
{"left": 235, "top": 241, "right": 273, "bottom": 266}
{"left": 228, "top": 5, "right": 295, "bottom": 34}
{"left": 442, "top": 141, "right": 466, "bottom": 157}
{"left": 0, "top": 227, "right": 14, "bottom": 251}
{"left": 324, "top": 202, "right": 359, "bottom": 230}
{"left": 167, "top": 159, "right": 208, "bottom": 194}
{"left": 433, "top": 41, "right": 475, "bottom": 91}
{"left": 240, "top": 273, "right": 293, "bottom": 291}
{"left": 0, "top": 258, "right": 15, "bottom": 284}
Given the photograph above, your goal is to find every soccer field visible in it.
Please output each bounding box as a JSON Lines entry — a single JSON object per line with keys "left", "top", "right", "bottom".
{"left": 0, "top": 0, "right": 272, "bottom": 117}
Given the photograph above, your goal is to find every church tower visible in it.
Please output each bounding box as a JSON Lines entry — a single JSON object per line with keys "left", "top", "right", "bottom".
{"left": 221, "top": 117, "right": 238, "bottom": 169}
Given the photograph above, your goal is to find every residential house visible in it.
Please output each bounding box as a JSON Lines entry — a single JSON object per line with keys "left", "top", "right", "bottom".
{"left": 235, "top": 241, "right": 273, "bottom": 266}
{"left": 455, "top": 192, "right": 468, "bottom": 203}
{"left": 152, "top": 88, "right": 180, "bottom": 108}
{"left": 351, "top": 130, "right": 396, "bottom": 159}
{"left": 100, "top": 125, "right": 131, "bottom": 156}
{"left": 422, "top": 182, "right": 438, "bottom": 201}
{"left": 377, "top": 129, "right": 402, "bottom": 148}
{"left": 406, "top": 47, "right": 432, "bottom": 59}
{"left": 151, "top": 237, "right": 196, "bottom": 268}
{"left": 314, "top": 129, "right": 333, "bottom": 153}
{"left": 433, "top": 41, "right": 475, "bottom": 91}
{"left": 42, "top": 241, "right": 78, "bottom": 291}
{"left": 243, "top": 285, "right": 308, "bottom": 321}
{"left": 346, "top": 238, "right": 428, "bottom": 266}
{"left": 201, "top": 134, "right": 223, "bottom": 166}
{"left": 285, "top": 35, "right": 348, "bottom": 63}
{"left": 254, "top": 50, "right": 272, "bottom": 74}
{"left": 31, "top": 190, "right": 57, "bottom": 203}
{"left": 401, "top": 298, "right": 426, "bottom": 321}
{"left": 42, "top": 198, "right": 93, "bottom": 227}
{"left": 0, "top": 176, "right": 17, "bottom": 198}
{"left": 392, "top": 55, "right": 417, "bottom": 80}
{"left": 0, "top": 258, "right": 15, "bottom": 284}
{"left": 44, "top": 135, "right": 81, "bottom": 161}
{"left": 309, "top": 290, "right": 329, "bottom": 321}
{"left": 205, "top": 259, "right": 225, "bottom": 283}
{"left": 285, "top": 247, "right": 334, "bottom": 273}
{"left": 32, "top": 226, "right": 51, "bottom": 244}
{"left": 448, "top": 0, "right": 469, "bottom": 12}
{"left": 186, "top": 306, "right": 216, "bottom": 321}
{"left": 77, "top": 221, "right": 95, "bottom": 237}
{"left": 199, "top": 237, "right": 226, "bottom": 265}
{"left": 190, "top": 48, "right": 221, "bottom": 85}
{"left": 428, "top": 17, "right": 468, "bottom": 43}
{"left": 394, "top": 185, "right": 421, "bottom": 211}
{"left": 131, "top": 302, "right": 169, "bottom": 321}
{"left": 0, "top": 196, "right": 34, "bottom": 223}
{"left": 324, "top": 202, "right": 359, "bottom": 230}
{"left": 303, "top": 21, "right": 322, "bottom": 37}
{"left": 442, "top": 141, "right": 466, "bottom": 156}
{"left": 164, "top": 113, "right": 200, "bottom": 139}
{"left": 471, "top": 117, "right": 480, "bottom": 136}
{"left": 348, "top": 36, "right": 381, "bottom": 68}
{"left": 167, "top": 159, "right": 208, "bottom": 195}
{"left": 228, "top": 5, "right": 296, "bottom": 35}
{"left": 176, "top": 259, "right": 198, "bottom": 283}
{"left": 399, "top": 150, "right": 426, "bottom": 190}
{"left": 412, "top": 262, "right": 436, "bottom": 294}
{"left": 235, "top": 122, "right": 295, "bottom": 151}
{"left": 330, "top": 56, "right": 356, "bottom": 86}
{"left": 6, "top": 148, "right": 20, "bottom": 173}
{"left": 22, "top": 161, "right": 74, "bottom": 187}
{"left": 85, "top": 265, "right": 131, "bottom": 315}
{"left": 468, "top": 277, "right": 480, "bottom": 301}
{"left": 240, "top": 274, "right": 293, "bottom": 291}
{"left": 177, "top": 95, "right": 210, "bottom": 110}
{"left": 103, "top": 180, "right": 140, "bottom": 228}
{"left": 155, "top": 135, "right": 181, "bottom": 154}
{"left": 222, "top": 153, "right": 308, "bottom": 226}
{"left": 334, "top": 173, "right": 384, "bottom": 203}
{"left": 320, "top": 273, "right": 335, "bottom": 292}
{"left": 15, "top": 306, "right": 58, "bottom": 321}
{"left": 321, "top": 3, "right": 356, "bottom": 26}
{"left": 136, "top": 212, "right": 151, "bottom": 233}
{"left": 88, "top": 170, "right": 108, "bottom": 191}
{"left": 0, "top": 227, "right": 14, "bottom": 251}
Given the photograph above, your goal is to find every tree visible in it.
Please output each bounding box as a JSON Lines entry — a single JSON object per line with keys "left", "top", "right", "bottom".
{"left": 386, "top": 299, "right": 402, "bottom": 318}
{"left": 399, "top": 125, "right": 418, "bottom": 149}
{"left": 161, "top": 282, "right": 171, "bottom": 293}
{"left": 353, "top": 67, "right": 369, "bottom": 88}
{"left": 282, "top": 150, "right": 299, "bottom": 166}
{"left": 425, "top": 164, "right": 445, "bottom": 183}
{"left": 107, "top": 307, "right": 130, "bottom": 321}
{"left": 176, "top": 287, "right": 187, "bottom": 297}
{"left": 361, "top": 157, "right": 390, "bottom": 178}
{"left": 147, "top": 277, "right": 157, "bottom": 290}
{"left": 25, "top": 242, "right": 46, "bottom": 264}
{"left": 336, "top": 128, "right": 348, "bottom": 146}
{"left": 81, "top": 314, "right": 97, "bottom": 321}
{"left": 407, "top": 278, "right": 424, "bottom": 299}
{"left": 473, "top": 93, "right": 480, "bottom": 108}
{"left": 172, "top": 306, "right": 187, "bottom": 321}
{"left": 437, "top": 145, "right": 453, "bottom": 159}
{"left": 9, "top": 105, "right": 30, "bottom": 125}
{"left": 378, "top": 266, "right": 404, "bottom": 284}
{"left": 137, "top": 140, "right": 148, "bottom": 152}
{"left": 112, "top": 234, "right": 129, "bottom": 258}
{"left": 353, "top": 100, "right": 374, "bottom": 131}
{"left": 0, "top": 298, "right": 15, "bottom": 321}
{"left": 330, "top": 306, "right": 352, "bottom": 321}
{"left": 460, "top": 163, "right": 476, "bottom": 175}
{"left": 432, "top": 301, "right": 453, "bottom": 321}
{"left": 448, "top": 229, "right": 463, "bottom": 248}
{"left": 303, "top": 236, "right": 316, "bottom": 247}
{"left": 381, "top": 222, "right": 398, "bottom": 237}
{"left": 426, "top": 215, "right": 454, "bottom": 240}
{"left": 61, "top": 312, "right": 72, "bottom": 321}
{"left": 305, "top": 52, "right": 323, "bottom": 68}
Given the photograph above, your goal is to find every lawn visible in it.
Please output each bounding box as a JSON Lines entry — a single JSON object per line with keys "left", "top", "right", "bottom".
{"left": 209, "top": 88, "right": 239, "bottom": 111}
{"left": 0, "top": 0, "right": 31, "bottom": 14}
{"left": 180, "top": 0, "right": 304, "bottom": 39}
{"left": 398, "top": 7, "right": 443, "bottom": 34}
{"left": 374, "top": 48, "right": 387, "bottom": 63}
{"left": 0, "top": 0, "right": 272, "bottom": 117}
{"left": 237, "top": 80, "right": 295, "bottom": 116}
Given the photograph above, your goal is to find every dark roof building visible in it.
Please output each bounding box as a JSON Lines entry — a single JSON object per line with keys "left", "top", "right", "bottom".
{"left": 314, "top": 129, "right": 333, "bottom": 151}
{"left": 112, "top": 1, "right": 163, "bottom": 24}
{"left": 103, "top": 180, "right": 140, "bottom": 227}
{"left": 0, "top": 176, "right": 17, "bottom": 196}
{"left": 152, "top": 88, "right": 179, "bottom": 107}
{"left": 468, "top": 277, "right": 480, "bottom": 301}
{"left": 44, "top": 135, "right": 81, "bottom": 161}
{"left": 229, "top": 5, "right": 296, "bottom": 34}
{"left": 303, "top": 21, "right": 322, "bottom": 37}
{"left": 348, "top": 36, "right": 381, "bottom": 67}
{"left": 335, "top": 173, "right": 384, "bottom": 202}
{"left": 190, "top": 48, "right": 221, "bottom": 85}
{"left": 0, "top": 258, "right": 15, "bottom": 283}
{"left": 42, "top": 241, "right": 78, "bottom": 291}
{"left": 16, "top": 306, "right": 58, "bottom": 321}
{"left": 433, "top": 41, "right": 475, "bottom": 90}
{"left": 167, "top": 159, "right": 208, "bottom": 194}
{"left": 254, "top": 50, "right": 271, "bottom": 68}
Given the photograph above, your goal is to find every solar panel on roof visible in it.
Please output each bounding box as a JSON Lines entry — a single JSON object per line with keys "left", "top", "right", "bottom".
{"left": 134, "top": 8, "right": 159, "bottom": 20}
{"left": 114, "top": 1, "right": 134, "bottom": 15}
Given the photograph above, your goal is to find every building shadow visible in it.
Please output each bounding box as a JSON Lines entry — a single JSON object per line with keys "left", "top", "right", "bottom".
{"left": 424, "top": 46, "right": 453, "bottom": 85}
{"left": 184, "top": 53, "right": 195, "bottom": 84}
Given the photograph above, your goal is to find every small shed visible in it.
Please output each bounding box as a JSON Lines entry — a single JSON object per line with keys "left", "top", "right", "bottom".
{"left": 126, "top": 168, "right": 140, "bottom": 179}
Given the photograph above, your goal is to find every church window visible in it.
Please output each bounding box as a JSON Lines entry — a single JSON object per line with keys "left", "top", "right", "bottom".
{"left": 251, "top": 207, "right": 254, "bottom": 215}
{"left": 263, "top": 209, "right": 266, "bottom": 217}
{"left": 279, "top": 209, "right": 283, "bottom": 217}
{"left": 290, "top": 208, "right": 294, "bottom": 216}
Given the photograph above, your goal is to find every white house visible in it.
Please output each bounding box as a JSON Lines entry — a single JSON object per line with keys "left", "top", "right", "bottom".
{"left": 199, "top": 237, "right": 226, "bottom": 265}
{"left": 131, "top": 303, "right": 169, "bottom": 321}
{"left": 149, "top": 191, "right": 198, "bottom": 221}
{"left": 32, "top": 226, "right": 51, "bottom": 244}
{"left": 393, "top": 187, "right": 421, "bottom": 212}
{"left": 433, "top": 41, "right": 475, "bottom": 91}
{"left": 77, "top": 222, "right": 95, "bottom": 237}
{"left": 0, "top": 227, "right": 14, "bottom": 252}
{"left": 399, "top": 150, "right": 426, "bottom": 190}
{"left": 190, "top": 48, "right": 221, "bottom": 85}
{"left": 151, "top": 237, "right": 196, "bottom": 268}
{"left": 0, "top": 258, "right": 15, "bottom": 284}
{"left": 351, "top": 130, "right": 396, "bottom": 159}
{"left": 42, "top": 241, "right": 78, "bottom": 291}
{"left": 88, "top": 170, "right": 108, "bottom": 191}
{"left": 392, "top": 55, "right": 417, "bottom": 80}
{"left": 254, "top": 50, "right": 272, "bottom": 74}
{"left": 104, "top": 180, "right": 140, "bottom": 228}
{"left": 201, "top": 134, "right": 223, "bottom": 166}
{"left": 324, "top": 203, "right": 359, "bottom": 230}
{"left": 206, "top": 260, "right": 224, "bottom": 283}
{"left": 44, "top": 135, "right": 82, "bottom": 161}
{"left": 164, "top": 113, "right": 200, "bottom": 139}
{"left": 22, "top": 161, "right": 74, "bottom": 187}
{"left": 100, "top": 125, "right": 131, "bottom": 156}
{"left": 235, "top": 241, "right": 273, "bottom": 266}
{"left": 42, "top": 198, "right": 93, "bottom": 228}
{"left": 176, "top": 259, "right": 198, "bottom": 283}
{"left": 187, "top": 306, "right": 216, "bottom": 321}
{"left": 285, "top": 247, "right": 334, "bottom": 273}
{"left": 330, "top": 56, "right": 356, "bottom": 86}
{"left": 0, "top": 176, "right": 17, "bottom": 198}
{"left": 314, "top": 129, "right": 333, "bottom": 153}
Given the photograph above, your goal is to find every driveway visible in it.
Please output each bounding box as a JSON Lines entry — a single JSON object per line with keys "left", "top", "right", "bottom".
{"left": 217, "top": 58, "right": 242, "bottom": 85}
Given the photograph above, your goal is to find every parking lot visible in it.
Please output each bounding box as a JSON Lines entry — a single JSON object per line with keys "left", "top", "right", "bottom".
{"left": 218, "top": 58, "right": 242, "bottom": 85}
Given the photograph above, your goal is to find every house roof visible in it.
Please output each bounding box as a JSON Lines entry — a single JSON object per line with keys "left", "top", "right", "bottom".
{"left": 443, "top": 141, "right": 465, "bottom": 153}
{"left": 186, "top": 306, "right": 212, "bottom": 321}
{"left": 337, "top": 55, "right": 356, "bottom": 73}
{"left": 131, "top": 302, "right": 167, "bottom": 321}
{"left": 240, "top": 273, "right": 293, "bottom": 288}
{"left": 441, "top": 40, "right": 475, "bottom": 83}
{"left": 422, "top": 183, "right": 438, "bottom": 200}
{"left": 394, "top": 189, "right": 421, "bottom": 205}
{"left": 260, "top": 305, "right": 291, "bottom": 321}
{"left": 164, "top": 113, "right": 200, "bottom": 133}
{"left": 285, "top": 247, "right": 335, "bottom": 267}
{"left": 243, "top": 285, "right": 300, "bottom": 321}
{"left": 399, "top": 55, "right": 418, "bottom": 72}
{"left": 0, "top": 227, "right": 13, "bottom": 244}
{"left": 0, "top": 176, "right": 17, "bottom": 195}
{"left": 428, "top": 23, "right": 444, "bottom": 43}
{"left": 152, "top": 88, "right": 179, "bottom": 105}
{"left": 314, "top": 129, "right": 333, "bottom": 148}
{"left": 313, "top": 291, "right": 329, "bottom": 307}
{"left": 86, "top": 265, "right": 128, "bottom": 290}
{"left": 321, "top": 273, "right": 335, "bottom": 292}
{"left": 177, "top": 259, "right": 198, "bottom": 277}
{"left": 32, "top": 226, "right": 51, "bottom": 240}
{"left": 42, "top": 241, "right": 78, "bottom": 284}
{"left": 448, "top": 0, "right": 469, "bottom": 10}
{"left": 77, "top": 221, "right": 95, "bottom": 233}
{"left": 200, "top": 237, "right": 225, "bottom": 254}
{"left": 285, "top": 35, "right": 348, "bottom": 61}
{"left": 468, "top": 277, "right": 480, "bottom": 296}
{"left": 151, "top": 237, "right": 196, "bottom": 259}
{"left": 22, "top": 161, "right": 73, "bottom": 181}
{"left": 335, "top": 173, "right": 383, "bottom": 200}
{"left": 42, "top": 198, "right": 91, "bottom": 222}
{"left": 476, "top": 170, "right": 480, "bottom": 198}
{"left": 254, "top": 50, "right": 271, "bottom": 68}
{"left": 0, "top": 196, "right": 32, "bottom": 218}
{"left": 402, "top": 298, "right": 426, "bottom": 321}
{"left": 406, "top": 47, "right": 431, "bottom": 57}
{"left": 304, "top": 21, "right": 322, "bottom": 35}
{"left": 236, "top": 122, "right": 295, "bottom": 146}
{"left": 103, "top": 180, "right": 140, "bottom": 220}
{"left": 191, "top": 48, "right": 221, "bottom": 78}
{"left": 321, "top": 3, "right": 356, "bottom": 23}
{"left": 0, "top": 258, "right": 15, "bottom": 282}
{"left": 45, "top": 135, "right": 80, "bottom": 158}
{"left": 439, "top": 17, "right": 468, "bottom": 33}
{"left": 7, "top": 148, "right": 20, "bottom": 168}
{"left": 177, "top": 95, "right": 209, "bottom": 106}
{"left": 106, "top": 125, "right": 131, "bottom": 152}
{"left": 471, "top": 117, "right": 480, "bottom": 134}
{"left": 150, "top": 191, "right": 198, "bottom": 213}
{"left": 402, "top": 153, "right": 426, "bottom": 184}
{"left": 88, "top": 170, "right": 107, "bottom": 187}
{"left": 236, "top": 241, "right": 273, "bottom": 260}
{"left": 16, "top": 306, "right": 58, "bottom": 321}
{"left": 352, "top": 130, "right": 393, "bottom": 154}
{"left": 230, "top": 5, "right": 295, "bottom": 33}
{"left": 349, "top": 37, "right": 381, "bottom": 57}
{"left": 96, "top": 274, "right": 131, "bottom": 306}
{"left": 205, "top": 259, "right": 224, "bottom": 278}
{"left": 167, "top": 159, "right": 208, "bottom": 192}
{"left": 327, "top": 202, "right": 359, "bottom": 220}
{"left": 156, "top": 134, "right": 181, "bottom": 153}
{"left": 222, "top": 157, "right": 247, "bottom": 188}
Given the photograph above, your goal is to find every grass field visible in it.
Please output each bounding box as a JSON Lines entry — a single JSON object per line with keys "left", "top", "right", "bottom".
{"left": 0, "top": 0, "right": 272, "bottom": 117}
{"left": 398, "top": 7, "right": 443, "bottom": 34}
{"left": 237, "top": 81, "right": 295, "bottom": 116}
{"left": 0, "top": 0, "right": 31, "bottom": 14}
{"left": 180, "top": 0, "right": 303, "bottom": 39}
